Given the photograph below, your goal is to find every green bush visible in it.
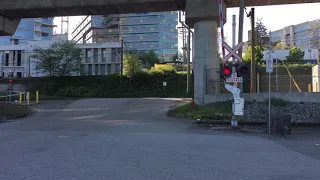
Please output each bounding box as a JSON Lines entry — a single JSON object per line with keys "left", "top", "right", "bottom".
{"left": 29, "top": 71, "right": 192, "bottom": 98}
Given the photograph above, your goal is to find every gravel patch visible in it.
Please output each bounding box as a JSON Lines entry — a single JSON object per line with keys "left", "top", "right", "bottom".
{"left": 238, "top": 102, "right": 320, "bottom": 123}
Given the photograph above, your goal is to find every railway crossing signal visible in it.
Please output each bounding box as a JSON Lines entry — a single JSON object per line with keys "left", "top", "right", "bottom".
{"left": 222, "top": 42, "right": 244, "bottom": 64}
{"left": 218, "top": 64, "right": 250, "bottom": 80}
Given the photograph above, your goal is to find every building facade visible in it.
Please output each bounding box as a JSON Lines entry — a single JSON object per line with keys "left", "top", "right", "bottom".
{"left": 71, "top": 15, "right": 104, "bottom": 44}
{"left": 0, "top": 35, "right": 121, "bottom": 78}
{"left": 270, "top": 19, "right": 320, "bottom": 50}
{"left": 263, "top": 49, "right": 319, "bottom": 64}
{"left": 72, "top": 11, "right": 178, "bottom": 62}
{"left": 0, "top": 18, "right": 55, "bottom": 45}
{"left": 79, "top": 43, "right": 122, "bottom": 76}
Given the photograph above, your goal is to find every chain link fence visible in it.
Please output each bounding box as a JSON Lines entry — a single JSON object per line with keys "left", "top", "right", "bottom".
{"left": 258, "top": 74, "right": 312, "bottom": 92}
{"left": 205, "top": 68, "right": 312, "bottom": 93}
{"left": 205, "top": 68, "right": 252, "bottom": 94}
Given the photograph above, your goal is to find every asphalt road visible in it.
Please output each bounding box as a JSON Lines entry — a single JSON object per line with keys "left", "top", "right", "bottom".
{"left": 0, "top": 98, "right": 319, "bottom": 180}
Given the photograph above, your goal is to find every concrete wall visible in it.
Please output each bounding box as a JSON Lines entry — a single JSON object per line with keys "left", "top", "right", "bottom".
{"left": 204, "top": 92, "right": 320, "bottom": 104}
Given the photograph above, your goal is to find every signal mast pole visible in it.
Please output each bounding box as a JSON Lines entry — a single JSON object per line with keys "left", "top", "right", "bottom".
{"left": 231, "top": 14, "right": 238, "bottom": 127}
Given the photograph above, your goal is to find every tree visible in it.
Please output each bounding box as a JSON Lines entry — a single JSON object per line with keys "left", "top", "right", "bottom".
{"left": 285, "top": 46, "right": 305, "bottom": 62}
{"left": 243, "top": 45, "right": 265, "bottom": 64}
{"left": 273, "top": 42, "right": 290, "bottom": 50}
{"left": 255, "top": 19, "right": 269, "bottom": 48}
{"left": 32, "top": 41, "right": 82, "bottom": 76}
{"left": 136, "top": 50, "right": 160, "bottom": 69}
{"left": 123, "top": 53, "right": 142, "bottom": 76}
{"left": 170, "top": 52, "right": 183, "bottom": 63}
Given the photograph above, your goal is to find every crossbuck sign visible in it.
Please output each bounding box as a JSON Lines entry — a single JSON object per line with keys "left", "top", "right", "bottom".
{"left": 222, "top": 42, "right": 244, "bottom": 63}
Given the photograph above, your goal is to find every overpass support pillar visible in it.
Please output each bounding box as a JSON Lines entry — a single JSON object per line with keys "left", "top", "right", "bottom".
{"left": 0, "top": 16, "right": 20, "bottom": 36}
{"left": 185, "top": 0, "right": 226, "bottom": 104}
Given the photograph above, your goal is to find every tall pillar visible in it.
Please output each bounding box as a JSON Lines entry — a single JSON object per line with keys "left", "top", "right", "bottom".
{"left": 185, "top": 0, "right": 226, "bottom": 104}
{"left": 0, "top": 17, "right": 20, "bottom": 36}
{"left": 194, "top": 21, "right": 219, "bottom": 97}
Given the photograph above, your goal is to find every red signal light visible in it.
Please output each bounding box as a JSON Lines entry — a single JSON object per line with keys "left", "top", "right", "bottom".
{"left": 222, "top": 67, "right": 231, "bottom": 76}
{"left": 241, "top": 66, "right": 248, "bottom": 72}
{"left": 9, "top": 79, "right": 13, "bottom": 83}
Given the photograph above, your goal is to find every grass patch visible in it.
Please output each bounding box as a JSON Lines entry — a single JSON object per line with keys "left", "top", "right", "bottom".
{"left": 168, "top": 102, "right": 232, "bottom": 120}
{"left": 0, "top": 103, "right": 33, "bottom": 119}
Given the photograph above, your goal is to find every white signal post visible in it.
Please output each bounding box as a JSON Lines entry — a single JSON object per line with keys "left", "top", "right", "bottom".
{"left": 223, "top": 14, "right": 245, "bottom": 127}
{"left": 267, "top": 30, "right": 273, "bottom": 135}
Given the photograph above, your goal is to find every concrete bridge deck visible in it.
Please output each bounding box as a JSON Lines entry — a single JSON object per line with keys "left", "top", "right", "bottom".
{"left": 0, "top": 0, "right": 319, "bottom": 19}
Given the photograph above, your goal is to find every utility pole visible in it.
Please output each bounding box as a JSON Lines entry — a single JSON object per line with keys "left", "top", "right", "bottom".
{"left": 238, "top": 0, "right": 245, "bottom": 93}
{"left": 182, "top": 27, "right": 186, "bottom": 65}
{"left": 238, "top": 0, "right": 244, "bottom": 57}
{"left": 120, "top": 38, "right": 124, "bottom": 76}
{"left": 28, "top": 56, "right": 31, "bottom": 77}
{"left": 249, "top": 8, "right": 256, "bottom": 93}
{"left": 187, "top": 29, "right": 191, "bottom": 93}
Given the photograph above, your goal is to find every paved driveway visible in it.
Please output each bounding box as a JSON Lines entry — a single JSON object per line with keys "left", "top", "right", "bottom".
{"left": 0, "top": 98, "right": 319, "bottom": 180}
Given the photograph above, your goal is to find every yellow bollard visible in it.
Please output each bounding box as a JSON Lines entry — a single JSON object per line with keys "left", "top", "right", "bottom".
{"left": 36, "top": 91, "right": 39, "bottom": 104}
{"left": 26, "top": 91, "right": 30, "bottom": 106}
{"left": 308, "top": 84, "right": 312, "bottom": 92}
{"left": 19, "top": 92, "right": 22, "bottom": 104}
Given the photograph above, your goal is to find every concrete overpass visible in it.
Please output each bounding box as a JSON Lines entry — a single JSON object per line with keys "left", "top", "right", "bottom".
{"left": 1, "top": 0, "right": 319, "bottom": 35}
{"left": 1, "top": 0, "right": 320, "bottom": 104}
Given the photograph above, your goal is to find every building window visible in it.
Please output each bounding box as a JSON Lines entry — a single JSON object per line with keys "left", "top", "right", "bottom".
{"left": 93, "top": 49, "right": 98, "bottom": 63}
{"left": 5, "top": 53, "right": 9, "bottom": 66}
{"left": 17, "top": 51, "right": 22, "bottom": 66}
{"left": 107, "top": 64, "right": 112, "bottom": 74}
{"left": 13, "top": 39, "right": 19, "bottom": 44}
{"left": 13, "top": 51, "right": 16, "bottom": 66}
{"left": 115, "top": 64, "right": 121, "bottom": 73}
{"left": 16, "top": 72, "right": 22, "bottom": 78}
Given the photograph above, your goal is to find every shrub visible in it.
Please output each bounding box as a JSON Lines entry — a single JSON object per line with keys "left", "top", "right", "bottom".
{"left": 29, "top": 72, "right": 192, "bottom": 98}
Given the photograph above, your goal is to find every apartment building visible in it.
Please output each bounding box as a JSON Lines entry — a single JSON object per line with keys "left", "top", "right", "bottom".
{"left": 0, "top": 18, "right": 55, "bottom": 45}
{"left": 71, "top": 15, "right": 104, "bottom": 44}
{"left": 0, "top": 34, "right": 121, "bottom": 78}
{"left": 78, "top": 43, "right": 122, "bottom": 76}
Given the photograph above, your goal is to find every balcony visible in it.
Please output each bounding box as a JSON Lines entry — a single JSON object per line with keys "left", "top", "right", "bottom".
{"left": 103, "top": 15, "right": 120, "bottom": 28}
{"left": 42, "top": 19, "right": 57, "bottom": 27}
{"left": 121, "top": 19, "right": 159, "bottom": 26}
{"left": 94, "top": 29, "right": 120, "bottom": 37}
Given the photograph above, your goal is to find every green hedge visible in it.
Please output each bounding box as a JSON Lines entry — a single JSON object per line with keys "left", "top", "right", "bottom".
{"left": 257, "top": 63, "right": 313, "bottom": 75}
{"left": 27, "top": 72, "right": 193, "bottom": 98}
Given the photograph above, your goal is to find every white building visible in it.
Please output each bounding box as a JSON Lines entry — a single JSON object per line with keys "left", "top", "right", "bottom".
{"left": 0, "top": 34, "right": 121, "bottom": 78}
{"left": 244, "top": 19, "right": 320, "bottom": 57}
{"left": 263, "top": 48, "right": 319, "bottom": 63}
{"left": 271, "top": 19, "right": 320, "bottom": 50}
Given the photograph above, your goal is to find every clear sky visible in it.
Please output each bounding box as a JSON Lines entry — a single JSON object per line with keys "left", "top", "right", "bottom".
{"left": 53, "top": 3, "right": 320, "bottom": 48}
